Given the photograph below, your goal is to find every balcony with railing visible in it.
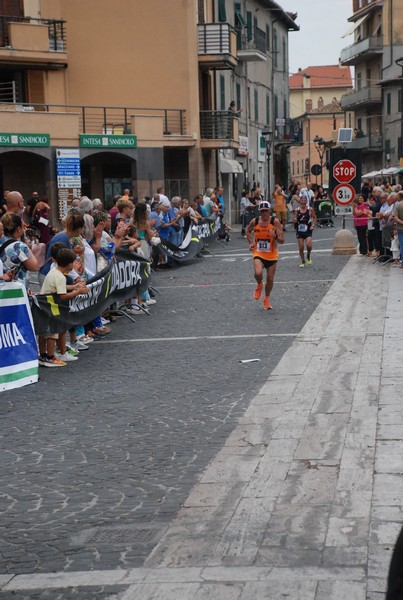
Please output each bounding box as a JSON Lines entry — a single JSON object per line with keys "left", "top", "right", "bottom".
{"left": 0, "top": 15, "right": 67, "bottom": 67}
{"left": 341, "top": 85, "right": 382, "bottom": 109}
{"left": 274, "top": 118, "right": 303, "bottom": 145}
{"left": 340, "top": 35, "right": 383, "bottom": 66}
{"left": 197, "top": 23, "right": 237, "bottom": 69}
{"left": 348, "top": 133, "right": 383, "bottom": 151}
{"left": 237, "top": 28, "right": 267, "bottom": 62}
{"left": 200, "top": 111, "right": 239, "bottom": 149}
{"left": 0, "top": 100, "right": 191, "bottom": 147}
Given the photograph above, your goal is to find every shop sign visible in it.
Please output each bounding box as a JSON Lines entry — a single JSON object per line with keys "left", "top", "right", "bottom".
{"left": 238, "top": 135, "right": 249, "bottom": 156}
{"left": 257, "top": 130, "right": 266, "bottom": 163}
{"left": 56, "top": 148, "right": 81, "bottom": 219}
{"left": 79, "top": 134, "right": 137, "bottom": 148}
{"left": 0, "top": 133, "right": 50, "bottom": 147}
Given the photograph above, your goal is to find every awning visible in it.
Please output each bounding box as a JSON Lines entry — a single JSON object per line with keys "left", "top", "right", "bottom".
{"left": 362, "top": 167, "right": 402, "bottom": 178}
{"left": 219, "top": 158, "right": 244, "bottom": 173}
{"left": 341, "top": 14, "right": 368, "bottom": 37}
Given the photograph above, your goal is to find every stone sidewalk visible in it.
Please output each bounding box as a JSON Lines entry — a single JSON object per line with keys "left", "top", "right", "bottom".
{"left": 2, "top": 256, "right": 402, "bottom": 599}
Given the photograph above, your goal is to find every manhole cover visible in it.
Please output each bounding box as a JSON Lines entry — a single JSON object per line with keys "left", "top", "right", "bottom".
{"left": 88, "top": 528, "right": 160, "bottom": 544}
{"left": 71, "top": 524, "right": 166, "bottom": 547}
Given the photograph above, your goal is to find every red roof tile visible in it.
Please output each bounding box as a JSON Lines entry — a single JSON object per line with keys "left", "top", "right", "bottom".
{"left": 290, "top": 65, "right": 352, "bottom": 89}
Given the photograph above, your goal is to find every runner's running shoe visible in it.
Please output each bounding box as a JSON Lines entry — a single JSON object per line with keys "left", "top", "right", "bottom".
{"left": 254, "top": 282, "right": 263, "bottom": 300}
{"left": 263, "top": 296, "right": 272, "bottom": 310}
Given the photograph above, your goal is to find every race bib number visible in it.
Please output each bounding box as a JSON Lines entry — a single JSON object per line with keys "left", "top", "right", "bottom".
{"left": 257, "top": 240, "right": 271, "bottom": 252}
{"left": 298, "top": 223, "right": 308, "bottom": 233}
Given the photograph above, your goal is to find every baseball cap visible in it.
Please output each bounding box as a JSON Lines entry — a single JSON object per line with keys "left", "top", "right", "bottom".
{"left": 300, "top": 194, "right": 308, "bottom": 200}
{"left": 258, "top": 201, "right": 271, "bottom": 210}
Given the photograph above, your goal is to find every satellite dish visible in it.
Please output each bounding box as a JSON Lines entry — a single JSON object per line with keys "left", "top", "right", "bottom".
{"left": 338, "top": 128, "right": 353, "bottom": 144}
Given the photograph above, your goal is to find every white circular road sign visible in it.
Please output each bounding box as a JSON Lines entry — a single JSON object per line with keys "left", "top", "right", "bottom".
{"left": 333, "top": 183, "right": 355, "bottom": 206}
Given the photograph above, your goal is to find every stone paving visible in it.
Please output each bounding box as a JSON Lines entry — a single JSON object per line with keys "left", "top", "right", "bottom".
{"left": 1, "top": 227, "right": 401, "bottom": 598}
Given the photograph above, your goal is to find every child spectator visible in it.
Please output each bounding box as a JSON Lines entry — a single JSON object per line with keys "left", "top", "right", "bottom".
{"left": 38, "top": 248, "right": 88, "bottom": 367}
{"left": 391, "top": 227, "right": 400, "bottom": 267}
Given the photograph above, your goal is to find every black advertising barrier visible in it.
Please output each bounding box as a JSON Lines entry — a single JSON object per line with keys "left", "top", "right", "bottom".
{"left": 30, "top": 250, "right": 150, "bottom": 335}
{"left": 328, "top": 147, "right": 363, "bottom": 197}
{"left": 158, "top": 217, "right": 222, "bottom": 263}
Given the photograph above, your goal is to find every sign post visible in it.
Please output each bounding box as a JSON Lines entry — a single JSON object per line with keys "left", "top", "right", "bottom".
{"left": 56, "top": 148, "right": 81, "bottom": 220}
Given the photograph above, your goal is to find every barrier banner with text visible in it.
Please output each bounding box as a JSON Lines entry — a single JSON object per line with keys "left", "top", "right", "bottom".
{"left": 30, "top": 251, "right": 150, "bottom": 335}
{"left": 158, "top": 218, "right": 222, "bottom": 262}
{"left": 0, "top": 282, "right": 39, "bottom": 392}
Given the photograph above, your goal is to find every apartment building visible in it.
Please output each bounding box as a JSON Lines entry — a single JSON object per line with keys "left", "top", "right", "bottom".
{"left": 340, "top": 0, "right": 403, "bottom": 173}
{"left": 289, "top": 66, "right": 353, "bottom": 188}
{"left": 0, "top": 0, "right": 297, "bottom": 224}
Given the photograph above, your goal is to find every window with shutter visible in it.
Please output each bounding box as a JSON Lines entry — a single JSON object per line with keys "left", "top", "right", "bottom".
{"left": 0, "top": 0, "right": 24, "bottom": 16}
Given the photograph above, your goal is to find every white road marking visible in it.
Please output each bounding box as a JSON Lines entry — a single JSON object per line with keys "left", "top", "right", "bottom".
{"left": 95, "top": 333, "right": 299, "bottom": 345}
{"left": 155, "top": 279, "right": 336, "bottom": 289}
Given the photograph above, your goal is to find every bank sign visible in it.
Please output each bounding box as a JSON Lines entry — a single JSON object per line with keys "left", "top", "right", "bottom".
{"left": 79, "top": 134, "right": 137, "bottom": 148}
{"left": 0, "top": 133, "right": 50, "bottom": 147}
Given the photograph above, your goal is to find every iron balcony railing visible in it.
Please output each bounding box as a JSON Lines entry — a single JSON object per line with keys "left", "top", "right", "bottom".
{"left": 340, "top": 35, "right": 383, "bottom": 65}
{"left": 0, "top": 101, "right": 187, "bottom": 135}
{"left": 200, "top": 110, "right": 237, "bottom": 140}
{"left": 0, "top": 80, "right": 21, "bottom": 103}
{"left": 0, "top": 15, "right": 66, "bottom": 51}
{"left": 341, "top": 85, "right": 382, "bottom": 109}
{"left": 254, "top": 27, "right": 267, "bottom": 54}
{"left": 198, "top": 22, "right": 234, "bottom": 55}
{"left": 275, "top": 118, "right": 303, "bottom": 145}
{"left": 348, "top": 133, "right": 383, "bottom": 150}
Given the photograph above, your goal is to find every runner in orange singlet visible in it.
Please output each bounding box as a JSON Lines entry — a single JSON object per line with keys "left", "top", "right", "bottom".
{"left": 246, "top": 200, "right": 284, "bottom": 310}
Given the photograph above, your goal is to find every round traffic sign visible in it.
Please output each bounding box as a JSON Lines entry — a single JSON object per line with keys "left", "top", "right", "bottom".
{"left": 333, "top": 159, "right": 356, "bottom": 184}
{"left": 333, "top": 183, "right": 355, "bottom": 206}
{"left": 311, "top": 163, "right": 322, "bottom": 176}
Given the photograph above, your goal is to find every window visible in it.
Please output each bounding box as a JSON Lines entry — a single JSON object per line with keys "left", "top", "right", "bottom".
{"left": 399, "top": 89, "right": 402, "bottom": 113}
{"left": 266, "top": 94, "right": 270, "bottom": 125}
{"left": 218, "top": 0, "right": 226, "bottom": 22}
{"left": 283, "top": 98, "right": 287, "bottom": 120}
{"left": 282, "top": 37, "right": 287, "bottom": 74}
{"left": 356, "top": 72, "right": 362, "bottom": 91}
{"left": 236, "top": 82, "right": 241, "bottom": 111}
{"left": 274, "top": 94, "right": 279, "bottom": 121}
{"left": 254, "top": 89, "right": 258, "bottom": 122}
{"left": 385, "top": 139, "right": 391, "bottom": 155}
{"left": 387, "top": 92, "right": 391, "bottom": 115}
{"left": 266, "top": 25, "right": 270, "bottom": 52}
{"left": 246, "top": 11, "right": 252, "bottom": 41}
{"left": 273, "top": 29, "right": 278, "bottom": 68}
{"left": 220, "top": 74, "right": 225, "bottom": 111}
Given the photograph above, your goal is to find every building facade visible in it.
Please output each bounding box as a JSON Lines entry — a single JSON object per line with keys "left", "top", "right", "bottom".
{"left": 289, "top": 66, "right": 353, "bottom": 189}
{"left": 340, "top": 0, "right": 403, "bottom": 173}
{"left": 0, "top": 0, "right": 298, "bottom": 225}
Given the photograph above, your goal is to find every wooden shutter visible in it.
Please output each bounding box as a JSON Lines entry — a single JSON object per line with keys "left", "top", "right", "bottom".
{"left": 0, "top": 0, "right": 24, "bottom": 16}
{"left": 27, "top": 71, "right": 45, "bottom": 108}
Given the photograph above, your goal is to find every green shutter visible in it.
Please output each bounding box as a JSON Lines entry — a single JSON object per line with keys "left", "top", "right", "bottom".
{"left": 218, "top": 0, "right": 226, "bottom": 22}
{"left": 385, "top": 139, "right": 391, "bottom": 153}
{"left": 273, "top": 29, "right": 278, "bottom": 68}
{"left": 236, "top": 83, "right": 241, "bottom": 111}
{"left": 246, "top": 11, "right": 252, "bottom": 41}
{"left": 266, "top": 94, "right": 270, "bottom": 125}
{"left": 274, "top": 94, "right": 279, "bottom": 120}
{"left": 220, "top": 74, "right": 225, "bottom": 111}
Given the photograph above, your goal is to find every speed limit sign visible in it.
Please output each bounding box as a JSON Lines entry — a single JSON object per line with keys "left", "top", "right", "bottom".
{"left": 333, "top": 183, "right": 355, "bottom": 206}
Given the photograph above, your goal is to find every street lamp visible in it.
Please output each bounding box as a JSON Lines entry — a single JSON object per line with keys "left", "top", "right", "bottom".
{"left": 313, "top": 135, "right": 326, "bottom": 186}
{"left": 262, "top": 126, "right": 273, "bottom": 198}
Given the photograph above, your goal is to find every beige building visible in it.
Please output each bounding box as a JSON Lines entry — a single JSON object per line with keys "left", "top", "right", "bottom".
{"left": 0, "top": 0, "right": 298, "bottom": 225}
{"left": 289, "top": 66, "right": 352, "bottom": 189}
{"left": 340, "top": 0, "right": 403, "bottom": 174}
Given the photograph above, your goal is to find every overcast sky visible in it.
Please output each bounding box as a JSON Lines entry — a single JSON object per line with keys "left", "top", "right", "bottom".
{"left": 288, "top": 0, "right": 353, "bottom": 74}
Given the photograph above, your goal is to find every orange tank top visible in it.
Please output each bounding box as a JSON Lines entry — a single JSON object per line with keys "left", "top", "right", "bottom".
{"left": 253, "top": 217, "right": 278, "bottom": 261}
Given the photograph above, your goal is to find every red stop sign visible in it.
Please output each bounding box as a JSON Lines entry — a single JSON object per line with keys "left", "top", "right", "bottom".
{"left": 333, "top": 159, "right": 356, "bottom": 184}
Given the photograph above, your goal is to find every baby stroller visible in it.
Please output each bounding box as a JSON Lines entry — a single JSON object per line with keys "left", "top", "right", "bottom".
{"left": 317, "top": 200, "right": 334, "bottom": 227}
